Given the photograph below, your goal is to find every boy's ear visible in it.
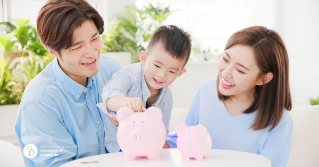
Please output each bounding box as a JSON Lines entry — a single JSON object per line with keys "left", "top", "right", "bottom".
{"left": 178, "top": 68, "right": 186, "bottom": 77}
{"left": 45, "top": 46, "right": 59, "bottom": 58}
{"left": 139, "top": 51, "right": 147, "bottom": 64}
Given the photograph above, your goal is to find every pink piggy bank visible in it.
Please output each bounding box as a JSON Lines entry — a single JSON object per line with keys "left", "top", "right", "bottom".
{"left": 176, "top": 123, "right": 212, "bottom": 160}
{"left": 117, "top": 107, "right": 166, "bottom": 160}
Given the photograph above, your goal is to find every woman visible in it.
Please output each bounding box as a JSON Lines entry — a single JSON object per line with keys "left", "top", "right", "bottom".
{"left": 167, "top": 26, "right": 293, "bottom": 167}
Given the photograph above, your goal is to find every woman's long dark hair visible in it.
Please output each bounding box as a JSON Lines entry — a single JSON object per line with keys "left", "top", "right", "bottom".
{"left": 217, "top": 26, "right": 292, "bottom": 131}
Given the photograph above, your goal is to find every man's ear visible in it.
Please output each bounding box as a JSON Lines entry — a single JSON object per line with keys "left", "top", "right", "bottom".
{"left": 257, "top": 72, "right": 273, "bottom": 85}
{"left": 139, "top": 51, "right": 147, "bottom": 65}
{"left": 45, "top": 46, "right": 59, "bottom": 58}
{"left": 178, "top": 68, "right": 186, "bottom": 77}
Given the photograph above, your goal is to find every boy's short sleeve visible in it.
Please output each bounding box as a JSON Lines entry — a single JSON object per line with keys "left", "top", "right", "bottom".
{"left": 97, "top": 68, "right": 133, "bottom": 117}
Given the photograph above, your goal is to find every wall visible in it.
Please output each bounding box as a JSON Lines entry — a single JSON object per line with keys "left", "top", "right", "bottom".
{"left": 278, "top": 0, "right": 319, "bottom": 107}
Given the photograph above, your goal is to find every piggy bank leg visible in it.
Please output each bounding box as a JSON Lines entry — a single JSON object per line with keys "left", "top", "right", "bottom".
{"left": 205, "top": 153, "right": 210, "bottom": 158}
{"left": 181, "top": 155, "right": 188, "bottom": 160}
{"left": 125, "top": 154, "right": 136, "bottom": 161}
{"left": 195, "top": 156, "right": 203, "bottom": 160}
{"left": 147, "top": 152, "right": 158, "bottom": 160}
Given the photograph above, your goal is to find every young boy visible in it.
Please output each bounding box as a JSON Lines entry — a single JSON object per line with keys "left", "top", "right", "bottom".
{"left": 97, "top": 25, "right": 192, "bottom": 153}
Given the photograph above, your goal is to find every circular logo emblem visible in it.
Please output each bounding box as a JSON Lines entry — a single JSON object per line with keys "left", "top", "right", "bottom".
{"left": 23, "top": 144, "right": 38, "bottom": 158}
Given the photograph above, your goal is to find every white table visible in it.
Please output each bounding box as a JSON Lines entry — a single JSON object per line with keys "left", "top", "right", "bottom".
{"left": 61, "top": 148, "right": 271, "bottom": 167}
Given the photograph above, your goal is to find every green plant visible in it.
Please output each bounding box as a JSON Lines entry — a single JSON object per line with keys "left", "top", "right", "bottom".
{"left": 310, "top": 97, "right": 319, "bottom": 106}
{"left": 103, "top": 4, "right": 172, "bottom": 63}
{"left": 0, "top": 19, "right": 48, "bottom": 56}
{"left": 0, "top": 57, "right": 22, "bottom": 105}
{"left": 17, "top": 51, "right": 54, "bottom": 82}
{"left": 0, "top": 32, "right": 16, "bottom": 52}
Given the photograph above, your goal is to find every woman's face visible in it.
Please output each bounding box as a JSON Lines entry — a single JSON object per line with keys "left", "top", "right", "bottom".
{"left": 217, "top": 44, "right": 262, "bottom": 98}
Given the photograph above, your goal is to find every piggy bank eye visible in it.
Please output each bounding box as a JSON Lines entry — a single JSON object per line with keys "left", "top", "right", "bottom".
{"left": 142, "top": 121, "right": 144, "bottom": 123}
{"left": 133, "top": 121, "right": 135, "bottom": 123}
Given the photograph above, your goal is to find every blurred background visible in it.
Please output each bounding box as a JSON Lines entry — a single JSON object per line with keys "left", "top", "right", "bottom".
{"left": 0, "top": 2, "right": 318, "bottom": 166}
{"left": 0, "top": 0, "right": 318, "bottom": 142}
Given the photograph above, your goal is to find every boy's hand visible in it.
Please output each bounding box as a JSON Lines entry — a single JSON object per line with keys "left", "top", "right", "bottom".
{"left": 126, "top": 97, "right": 147, "bottom": 112}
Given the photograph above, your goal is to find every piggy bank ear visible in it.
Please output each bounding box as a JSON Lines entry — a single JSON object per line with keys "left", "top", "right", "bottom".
{"left": 117, "top": 107, "right": 134, "bottom": 123}
{"left": 175, "top": 123, "right": 188, "bottom": 136}
{"left": 145, "top": 107, "right": 162, "bottom": 121}
{"left": 194, "top": 124, "right": 208, "bottom": 137}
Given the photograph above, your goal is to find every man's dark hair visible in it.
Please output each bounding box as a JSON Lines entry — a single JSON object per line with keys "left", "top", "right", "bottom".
{"left": 147, "top": 25, "right": 192, "bottom": 65}
{"left": 37, "top": 0, "right": 104, "bottom": 54}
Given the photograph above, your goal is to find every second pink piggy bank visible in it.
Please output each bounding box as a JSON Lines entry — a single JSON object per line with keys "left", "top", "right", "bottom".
{"left": 176, "top": 123, "right": 212, "bottom": 160}
{"left": 117, "top": 107, "right": 166, "bottom": 160}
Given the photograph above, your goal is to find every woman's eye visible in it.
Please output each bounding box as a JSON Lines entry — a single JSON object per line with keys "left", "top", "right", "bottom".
{"left": 223, "top": 57, "right": 228, "bottom": 62}
{"left": 237, "top": 69, "right": 245, "bottom": 74}
{"left": 154, "top": 64, "right": 160, "bottom": 68}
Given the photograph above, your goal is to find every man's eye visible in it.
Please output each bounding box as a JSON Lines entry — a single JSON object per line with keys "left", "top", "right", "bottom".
{"left": 71, "top": 46, "right": 81, "bottom": 50}
{"left": 92, "top": 37, "right": 99, "bottom": 41}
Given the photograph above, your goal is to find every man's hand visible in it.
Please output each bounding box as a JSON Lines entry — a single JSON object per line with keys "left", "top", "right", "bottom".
{"left": 126, "top": 97, "right": 147, "bottom": 112}
{"left": 107, "top": 115, "right": 119, "bottom": 127}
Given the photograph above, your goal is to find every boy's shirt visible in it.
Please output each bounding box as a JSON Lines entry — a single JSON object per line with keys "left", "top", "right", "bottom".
{"left": 97, "top": 62, "right": 173, "bottom": 153}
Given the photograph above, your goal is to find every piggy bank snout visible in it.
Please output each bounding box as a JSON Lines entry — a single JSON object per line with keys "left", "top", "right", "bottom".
{"left": 131, "top": 129, "right": 145, "bottom": 140}
{"left": 181, "top": 140, "right": 189, "bottom": 147}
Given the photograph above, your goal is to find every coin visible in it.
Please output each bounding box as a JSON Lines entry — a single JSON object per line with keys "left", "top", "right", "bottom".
{"left": 80, "top": 162, "right": 89, "bottom": 164}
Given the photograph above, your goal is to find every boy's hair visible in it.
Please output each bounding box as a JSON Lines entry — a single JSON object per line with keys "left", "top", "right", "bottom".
{"left": 37, "top": 0, "right": 104, "bottom": 54}
{"left": 217, "top": 26, "right": 292, "bottom": 131}
{"left": 147, "top": 25, "right": 192, "bottom": 65}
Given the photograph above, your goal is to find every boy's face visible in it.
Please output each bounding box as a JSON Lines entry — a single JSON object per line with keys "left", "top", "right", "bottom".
{"left": 140, "top": 42, "right": 186, "bottom": 91}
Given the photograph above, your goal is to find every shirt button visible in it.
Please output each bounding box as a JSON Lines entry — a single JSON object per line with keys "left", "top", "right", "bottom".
{"left": 77, "top": 95, "right": 79, "bottom": 98}
{"left": 97, "top": 121, "right": 100, "bottom": 124}
{"left": 84, "top": 89, "right": 87, "bottom": 92}
{"left": 101, "top": 144, "right": 104, "bottom": 147}
{"left": 87, "top": 99, "right": 90, "bottom": 102}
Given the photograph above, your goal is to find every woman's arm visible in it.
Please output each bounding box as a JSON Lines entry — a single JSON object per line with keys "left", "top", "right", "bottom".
{"left": 260, "top": 116, "right": 293, "bottom": 167}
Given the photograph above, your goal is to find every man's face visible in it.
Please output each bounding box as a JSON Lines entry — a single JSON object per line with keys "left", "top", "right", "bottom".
{"left": 48, "top": 19, "right": 102, "bottom": 84}
{"left": 140, "top": 42, "right": 186, "bottom": 91}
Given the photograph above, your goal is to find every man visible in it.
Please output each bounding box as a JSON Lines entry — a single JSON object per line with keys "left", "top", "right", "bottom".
{"left": 15, "top": 0, "right": 121, "bottom": 166}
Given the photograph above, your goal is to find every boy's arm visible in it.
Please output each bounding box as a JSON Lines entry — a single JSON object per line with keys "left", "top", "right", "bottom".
{"left": 97, "top": 69, "right": 132, "bottom": 116}
{"left": 106, "top": 96, "right": 146, "bottom": 112}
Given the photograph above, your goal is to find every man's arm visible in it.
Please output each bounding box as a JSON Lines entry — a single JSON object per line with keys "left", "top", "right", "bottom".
{"left": 16, "top": 101, "right": 77, "bottom": 167}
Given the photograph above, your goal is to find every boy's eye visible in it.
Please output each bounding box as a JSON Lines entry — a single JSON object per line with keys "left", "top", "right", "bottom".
{"left": 170, "top": 71, "right": 175, "bottom": 74}
{"left": 154, "top": 64, "right": 160, "bottom": 68}
{"left": 92, "top": 37, "right": 99, "bottom": 41}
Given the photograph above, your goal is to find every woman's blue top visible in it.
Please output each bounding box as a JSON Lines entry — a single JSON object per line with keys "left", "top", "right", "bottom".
{"left": 167, "top": 79, "right": 293, "bottom": 167}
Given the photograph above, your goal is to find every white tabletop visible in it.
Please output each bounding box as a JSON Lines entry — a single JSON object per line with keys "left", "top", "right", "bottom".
{"left": 61, "top": 148, "right": 271, "bottom": 167}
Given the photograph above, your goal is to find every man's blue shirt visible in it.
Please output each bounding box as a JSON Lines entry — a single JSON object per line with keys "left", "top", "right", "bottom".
{"left": 15, "top": 55, "right": 122, "bottom": 167}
